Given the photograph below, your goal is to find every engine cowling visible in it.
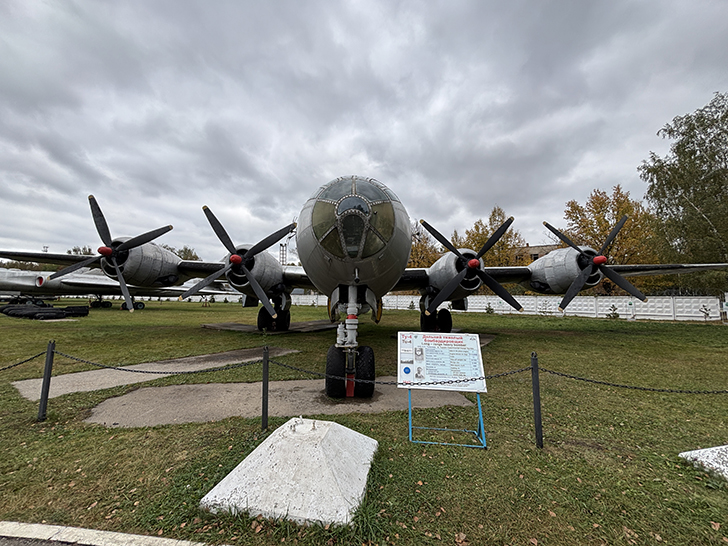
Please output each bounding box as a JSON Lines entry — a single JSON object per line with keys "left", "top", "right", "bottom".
{"left": 224, "top": 246, "right": 285, "bottom": 297}
{"left": 426, "top": 249, "right": 483, "bottom": 301}
{"left": 525, "top": 247, "right": 603, "bottom": 294}
{"left": 100, "top": 241, "right": 182, "bottom": 286}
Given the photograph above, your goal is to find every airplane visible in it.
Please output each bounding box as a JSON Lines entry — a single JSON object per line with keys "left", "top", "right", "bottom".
{"left": 0, "top": 267, "right": 238, "bottom": 309}
{"left": 1, "top": 176, "right": 726, "bottom": 398}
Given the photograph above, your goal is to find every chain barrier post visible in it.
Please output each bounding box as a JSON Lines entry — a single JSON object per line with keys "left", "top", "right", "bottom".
{"left": 531, "top": 352, "right": 543, "bottom": 449}
{"left": 37, "top": 340, "right": 55, "bottom": 422}
{"left": 262, "top": 346, "right": 269, "bottom": 432}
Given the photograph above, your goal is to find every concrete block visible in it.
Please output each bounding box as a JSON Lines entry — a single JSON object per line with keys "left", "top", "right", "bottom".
{"left": 200, "top": 418, "right": 378, "bottom": 526}
{"left": 679, "top": 445, "right": 728, "bottom": 481}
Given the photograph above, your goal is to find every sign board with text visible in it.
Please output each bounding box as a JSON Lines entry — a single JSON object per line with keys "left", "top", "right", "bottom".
{"left": 397, "top": 332, "right": 486, "bottom": 392}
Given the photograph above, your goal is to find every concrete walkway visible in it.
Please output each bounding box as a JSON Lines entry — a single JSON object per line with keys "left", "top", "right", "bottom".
{"left": 84, "top": 376, "right": 475, "bottom": 427}
{"left": 12, "top": 347, "right": 297, "bottom": 401}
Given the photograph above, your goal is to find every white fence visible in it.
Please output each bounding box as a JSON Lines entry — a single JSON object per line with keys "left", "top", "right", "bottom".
{"left": 292, "top": 294, "right": 726, "bottom": 321}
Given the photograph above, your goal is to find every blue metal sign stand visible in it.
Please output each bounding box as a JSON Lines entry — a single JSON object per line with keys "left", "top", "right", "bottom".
{"left": 408, "top": 389, "right": 487, "bottom": 449}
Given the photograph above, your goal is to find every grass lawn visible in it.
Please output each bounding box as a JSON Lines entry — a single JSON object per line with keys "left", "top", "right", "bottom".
{"left": 1, "top": 299, "right": 727, "bottom": 545}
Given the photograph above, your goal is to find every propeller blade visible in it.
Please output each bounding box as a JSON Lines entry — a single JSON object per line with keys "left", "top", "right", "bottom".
{"left": 420, "top": 220, "right": 464, "bottom": 258}
{"left": 112, "top": 260, "right": 135, "bottom": 313}
{"left": 476, "top": 217, "right": 514, "bottom": 259}
{"left": 599, "top": 215, "right": 628, "bottom": 255}
{"left": 88, "top": 195, "right": 113, "bottom": 247}
{"left": 241, "top": 263, "right": 277, "bottom": 318}
{"left": 543, "top": 221, "right": 583, "bottom": 254}
{"left": 599, "top": 265, "right": 647, "bottom": 302}
{"left": 475, "top": 269, "right": 524, "bottom": 312}
{"left": 242, "top": 222, "right": 297, "bottom": 260}
{"left": 178, "top": 263, "right": 232, "bottom": 300}
{"left": 425, "top": 269, "right": 467, "bottom": 315}
{"left": 203, "top": 206, "right": 237, "bottom": 255}
{"left": 558, "top": 265, "right": 595, "bottom": 312}
{"left": 117, "top": 225, "right": 173, "bottom": 252}
{"left": 48, "top": 254, "right": 101, "bottom": 280}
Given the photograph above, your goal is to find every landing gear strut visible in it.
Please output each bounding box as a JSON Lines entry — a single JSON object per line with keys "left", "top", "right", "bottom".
{"left": 121, "top": 299, "right": 145, "bottom": 311}
{"left": 324, "top": 285, "right": 376, "bottom": 399}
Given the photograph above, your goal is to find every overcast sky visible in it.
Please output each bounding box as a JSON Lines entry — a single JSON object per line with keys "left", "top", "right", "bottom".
{"left": 1, "top": 0, "right": 727, "bottom": 262}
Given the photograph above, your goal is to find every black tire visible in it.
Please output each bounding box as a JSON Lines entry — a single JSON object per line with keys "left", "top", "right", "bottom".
{"left": 62, "top": 306, "right": 90, "bottom": 317}
{"left": 121, "top": 302, "right": 129, "bottom": 311}
{"left": 325, "top": 345, "right": 347, "bottom": 398}
{"left": 420, "top": 311, "right": 438, "bottom": 332}
{"left": 354, "top": 346, "right": 375, "bottom": 398}
{"left": 32, "top": 309, "right": 68, "bottom": 320}
{"left": 269, "top": 309, "right": 291, "bottom": 332}
{"left": 101, "top": 301, "right": 113, "bottom": 308}
{"left": 90, "top": 301, "right": 101, "bottom": 309}
{"left": 436, "top": 309, "right": 453, "bottom": 333}
{"left": 257, "top": 306, "right": 273, "bottom": 331}
{"left": 134, "top": 301, "right": 145, "bottom": 310}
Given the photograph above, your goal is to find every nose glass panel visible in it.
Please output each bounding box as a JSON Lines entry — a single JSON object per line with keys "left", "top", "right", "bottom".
{"left": 337, "top": 196, "right": 369, "bottom": 215}
{"left": 341, "top": 214, "right": 366, "bottom": 258}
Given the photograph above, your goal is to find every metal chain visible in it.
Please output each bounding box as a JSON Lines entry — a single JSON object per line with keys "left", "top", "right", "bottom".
{"left": 0, "top": 351, "right": 46, "bottom": 372}
{"left": 540, "top": 367, "right": 728, "bottom": 394}
{"left": 53, "top": 350, "right": 262, "bottom": 375}
{"left": 270, "top": 360, "right": 531, "bottom": 386}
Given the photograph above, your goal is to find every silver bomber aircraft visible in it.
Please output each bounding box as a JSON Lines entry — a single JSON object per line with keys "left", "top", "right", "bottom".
{"left": 1, "top": 175, "right": 727, "bottom": 398}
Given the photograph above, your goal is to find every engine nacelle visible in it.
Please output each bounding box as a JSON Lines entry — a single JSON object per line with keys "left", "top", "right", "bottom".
{"left": 224, "top": 246, "right": 285, "bottom": 298}
{"left": 100, "top": 241, "right": 182, "bottom": 286}
{"left": 525, "top": 247, "right": 603, "bottom": 294}
{"left": 426, "top": 249, "right": 483, "bottom": 301}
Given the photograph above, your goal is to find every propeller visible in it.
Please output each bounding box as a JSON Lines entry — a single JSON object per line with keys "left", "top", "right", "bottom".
{"left": 419, "top": 218, "right": 523, "bottom": 315}
{"left": 179, "top": 206, "right": 296, "bottom": 318}
{"left": 543, "top": 215, "right": 647, "bottom": 311}
{"left": 50, "top": 195, "right": 173, "bottom": 312}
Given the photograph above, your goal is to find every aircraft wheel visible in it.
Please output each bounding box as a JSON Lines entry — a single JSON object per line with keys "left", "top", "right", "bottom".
{"left": 257, "top": 307, "right": 273, "bottom": 331}
{"left": 436, "top": 309, "right": 452, "bottom": 333}
{"left": 325, "top": 345, "right": 347, "bottom": 398}
{"left": 269, "top": 309, "right": 291, "bottom": 332}
{"left": 420, "top": 311, "right": 438, "bottom": 332}
{"left": 354, "top": 346, "right": 375, "bottom": 398}
{"left": 90, "top": 301, "right": 101, "bottom": 309}
{"left": 101, "top": 301, "right": 112, "bottom": 308}
{"left": 121, "top": 302, "right": 128, "bottom": 311}
{"left": 134, "top": 302, "right": 145, "bottom": 310}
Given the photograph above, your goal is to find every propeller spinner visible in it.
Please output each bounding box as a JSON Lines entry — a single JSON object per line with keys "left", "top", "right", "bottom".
{"left": 178, "top": 206, "right": 296, "bottom": 318}
{"left": 50, "top": 195, "right": 173, "bottom": 312}
{"left": 419, "top": 218, "right": 523, "bottom": 315}
{"left": 543, "top": 215, "right": 647, "bottom": 311}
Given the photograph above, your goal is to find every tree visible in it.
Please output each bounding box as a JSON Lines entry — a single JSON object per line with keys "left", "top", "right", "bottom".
{"left": 408, "top": 221, "right": 441, "bottom": 268}
{"left": 639, "top": 92, "right": 728, "bottom": 263}
{"left": 562, "top": 185, "right": 659, "bottom": 265}
{"left": 67, "top": 245, "right": 94, "bottom": 255}
{"left": 638, "top": 92, "right": 728, "bottom": 293}
{"left": 161, "top": 245, "right": 201, "bottom": 261}
{"left": 559, "top": 186, "right": 666, "bottom": 295}
{"left": 451, "top": 206, "right": 525, "bottom": 267}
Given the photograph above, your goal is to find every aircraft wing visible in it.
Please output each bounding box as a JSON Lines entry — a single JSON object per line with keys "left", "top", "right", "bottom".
{"left": 609, "top": 263, "right": 728, "bottom": 277}
{"left": 0, "top": 250, "right": 93, "bottom": 268}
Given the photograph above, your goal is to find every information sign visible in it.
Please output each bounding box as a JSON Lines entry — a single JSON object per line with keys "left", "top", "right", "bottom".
{"left": 397, "top": 332, "right": 486, "bottom": 392}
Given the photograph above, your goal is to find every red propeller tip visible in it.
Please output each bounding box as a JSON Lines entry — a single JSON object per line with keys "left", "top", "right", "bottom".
{"left": 467, "top": 258, "right": 480, "bottom": 269}
{"left": 229, "top": 254, "right": 243, "bottom": 264}
{"left": 98, "top": 246, "right": 113, "bottom": 256}
{"left": 593, "top": 255, "right": 608, "bottom": 265}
